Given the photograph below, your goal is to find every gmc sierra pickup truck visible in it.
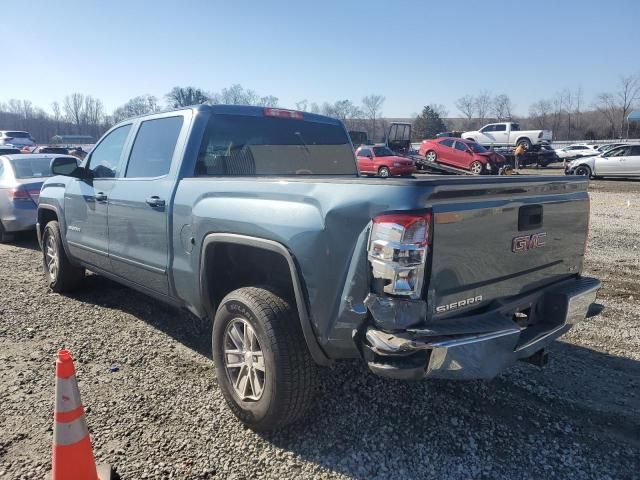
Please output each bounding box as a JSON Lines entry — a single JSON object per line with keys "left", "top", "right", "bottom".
{"left": 38, "top": 105, "right": 601, "bottom": 430}
{"left": 463, "top": 122, "right": 552, "bottom": 148}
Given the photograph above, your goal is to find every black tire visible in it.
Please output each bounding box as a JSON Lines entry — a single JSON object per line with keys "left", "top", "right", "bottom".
{"left": 378, "top": 166, "right": 390, "bottom": 178}
{"left": 212, "top": 287, "right": 317, "bottom": 431}
{"left": 425, "top": 150, "right": 437, "bottom": 162}
{"left": 0, "top": 222, "right": 15, "bottom": 243}
{"left": 42, "top": 220, "right": 85, "bottom": 292}
{"left": 574, "top": 165, "right": 592, "bottom": 177}
{"left": 469, "top": 160, "right": 484, "bottom": 175}
{"left": 516, "top": 138, "right": 532, "bottom": 149}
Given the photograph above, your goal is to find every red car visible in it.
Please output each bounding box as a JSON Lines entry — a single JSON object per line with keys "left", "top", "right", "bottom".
{"left": 418, "top": 137, "right": 505, "bottom": 174}
{"left": 355, "top": 145, "right": 416, "bottom": 177}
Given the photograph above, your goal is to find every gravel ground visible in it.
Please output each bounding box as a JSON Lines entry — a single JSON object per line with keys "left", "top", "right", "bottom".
{"left": 1, "top": 178, "right": 639, "bottom": 479}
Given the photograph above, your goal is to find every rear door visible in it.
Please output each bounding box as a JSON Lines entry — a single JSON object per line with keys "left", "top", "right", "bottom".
{"left": 356, "top": 147, "right": 374, "bottom": 173}
{"left": 436, "top": 139, "right": 456, "bottom": 166}
{"left": 107, "top": 113, "right": 187, "bottom": 295}
{"left": 452, "top": 141, "right": 471, "bottom": 168}
{"left": 64, "top": 124, "right": 132, "bottom": 270}
{"left": 627, "top": 145, "right": 640, "bottom": 175}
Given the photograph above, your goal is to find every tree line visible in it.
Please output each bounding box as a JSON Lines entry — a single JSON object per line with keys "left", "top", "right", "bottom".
{"left": 1, "top": 74, "right": 638, "bottom": 144}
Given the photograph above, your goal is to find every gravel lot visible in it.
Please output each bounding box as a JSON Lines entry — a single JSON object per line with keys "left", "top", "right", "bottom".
{"left": 1, "top": 177, "right": 639, "bottom": 479}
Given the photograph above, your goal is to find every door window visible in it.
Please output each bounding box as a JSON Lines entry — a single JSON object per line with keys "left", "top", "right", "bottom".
{"left": 480, "top": 125, "right": 495, "bottom": 133}
{"left": 358, "top": 148, "right": 372, "bottom": 157}
{"left": 494, "top": 124, "right": 507, "bottom": 132}
{"left": 454, "top": 141, "right": 469, "bottom": 152}
{"left": 125, "top": 116, "right": 184, "bottom": 178}
{"left": 630, "top": 146, "right": 640, "bottom": 156}
{"left": 439, "top": 139, "right": 455, "bottom": 147}
{"left": 88, "top": 124, "right": 132, "bottom": 178}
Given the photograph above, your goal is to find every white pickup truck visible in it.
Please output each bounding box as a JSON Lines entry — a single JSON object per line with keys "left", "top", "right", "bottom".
{"left": 463, "top": 122, "right": 552, "bottom": 148}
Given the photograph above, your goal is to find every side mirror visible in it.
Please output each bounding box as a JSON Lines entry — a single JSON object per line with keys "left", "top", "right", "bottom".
{"left": 51, "top": 156, "right": 83, "bottom": 178}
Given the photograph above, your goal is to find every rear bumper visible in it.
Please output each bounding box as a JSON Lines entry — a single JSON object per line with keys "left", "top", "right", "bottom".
{"left": 362, "top": 276, "right": 601, "bottom": 380}
{"left": 1, "top": 208, "right": 37, "bottom": 232}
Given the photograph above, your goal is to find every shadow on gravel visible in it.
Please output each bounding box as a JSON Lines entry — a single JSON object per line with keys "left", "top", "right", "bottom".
{"left": 68, "top": 274, "right": 212, "bottom": 358}
{"left": 5, "top": 231, "right": 40, "bottom": 251}
{"left": 257, "top": 343, "right": 640, "bottom": 479}
{"left": 64, "top": 275, "right": 640, "bottom": 478}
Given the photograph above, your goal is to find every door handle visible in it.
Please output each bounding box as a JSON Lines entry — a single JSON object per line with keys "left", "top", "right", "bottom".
{"left": 95, "top": 192, "right": 107, "bottom": 202}
{"left": 145, "top": 196, "right": 166, "bottom": 208}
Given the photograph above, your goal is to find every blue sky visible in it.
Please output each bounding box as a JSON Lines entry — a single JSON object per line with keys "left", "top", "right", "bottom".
{"left": 4, "top": 0, "right": 639, "bottom": 117}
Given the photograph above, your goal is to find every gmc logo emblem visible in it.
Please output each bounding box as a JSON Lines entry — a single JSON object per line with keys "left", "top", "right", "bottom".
{"left": 512, "top": 232, "right": 547, "bottom": 252}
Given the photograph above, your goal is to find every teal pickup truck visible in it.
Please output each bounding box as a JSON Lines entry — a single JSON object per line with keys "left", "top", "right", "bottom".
{"left": 38, "top": 105, "right": 601, "bottom": 430}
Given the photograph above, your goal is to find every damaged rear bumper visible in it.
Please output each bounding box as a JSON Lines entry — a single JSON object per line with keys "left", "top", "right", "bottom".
{"left": 362, "top": 276, "right": 602, "bottom": 380}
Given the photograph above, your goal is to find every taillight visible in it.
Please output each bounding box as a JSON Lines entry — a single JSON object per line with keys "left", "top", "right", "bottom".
{"left": 10, "top": 189, "right": 35, "bottom": 203}
{"left": 368, "top": 212, "right": 431, "bottom": 298}
{"left": 264, "top": 108, "right": 303, "bottom": 119}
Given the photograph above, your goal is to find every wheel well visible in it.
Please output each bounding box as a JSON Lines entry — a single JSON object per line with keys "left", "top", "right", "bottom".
{"left": 38, "top": 208, "right": 58, "bottom": 237}
{"left": 516, "top": 137, "right": 531, "bottom": 145}
{"left": 203, "top": 242, "right": 296, "bottom": 314}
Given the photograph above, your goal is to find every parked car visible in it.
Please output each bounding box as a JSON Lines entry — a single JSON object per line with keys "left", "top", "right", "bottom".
{"left": 32, "top": 146, "right": 70, "bottom": 155}
{"left": 0, "top": 146, "right": 21, "bottom": 155}
{"left": 418, "top": 137, "right": 506, "bottom": 174}
{"left": 462, "top": 122, "right": 552, "bottom": 148}
{"left": 566, "top": 144, "right": 640, "bottom": 178}
{"left": 0, "top": 154, "right": 77, "bottom": 242}
{"left": 355, "top": 145, "right": 416, "bottom": 177}
{"left": 0, "top": 131, "right": 35, "bottom": 148}
{"left": 555, "top": 144, "right": 598, "bottom": 160}
{"left": 38, "top": 105, "right": 601, "bottom": 430}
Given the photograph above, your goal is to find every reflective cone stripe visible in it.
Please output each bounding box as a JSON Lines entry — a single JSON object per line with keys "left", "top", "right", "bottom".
{"left": 52, "top": 350, "right": 99, "bottom": 480}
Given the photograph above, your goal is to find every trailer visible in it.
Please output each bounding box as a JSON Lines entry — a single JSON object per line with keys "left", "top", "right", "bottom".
{"left": 408, "top": 154, "right": 473, "bottom": 175}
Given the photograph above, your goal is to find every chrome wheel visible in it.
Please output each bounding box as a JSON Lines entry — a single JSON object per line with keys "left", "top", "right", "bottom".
{"left": 379, "top": 167, "right": 390, "bottom": 178}
{"left": 45, "top": 234, "right": 59, "bottom": 281}
{"left": 426, "top": 151, "right": 437, "bottom": 162}
{"left": 470, "top": 161, "right": 483, "bottom": 175}
{"left": 223, "top": 319, "right": 265, "bottom": 401}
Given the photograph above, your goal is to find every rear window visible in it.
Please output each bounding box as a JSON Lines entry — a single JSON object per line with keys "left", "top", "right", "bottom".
{"left": 196, "top": 114, "right": 356, "bottom": 176}
{"left": 10, "top": 157, "right": 53, "bottom": 178}
{"left": 6, "top": 131, "right": 31, "bottom": 138}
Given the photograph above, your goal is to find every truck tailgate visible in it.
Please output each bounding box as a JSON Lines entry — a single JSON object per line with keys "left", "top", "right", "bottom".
{"left": 428, "top": 178, "right": 589, "bottom": 318}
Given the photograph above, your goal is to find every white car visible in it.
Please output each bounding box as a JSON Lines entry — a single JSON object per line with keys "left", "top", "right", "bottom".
{"left": 462, "top": 122, "right": 552, "bottom": 148}
{"left": 0, "top": 131, "right": 35, "bottom": 148}
{"left": 566, "top": 144, "right": 640, "bottom": 178}
{"left": 555, "top": 144, "right": 598, "bottom": 160}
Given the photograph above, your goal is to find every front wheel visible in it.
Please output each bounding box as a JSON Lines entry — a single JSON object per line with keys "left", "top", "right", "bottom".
{"left": 42, "top": 220, "right": 85, "bottom": 292}
{"left": 425, "top": 150, "right": 437, "bottom": 162}
{"left": 212, "top": 287, "right": 318, "bottom": 431}
{"left": 574, "top": 165, "right": 592, "bottom": 177}
{"left": 469, "top": 161, "right": 484, "bottom": 175}
{"left": 378, "top": 166, "right": 390, "bottom": 178}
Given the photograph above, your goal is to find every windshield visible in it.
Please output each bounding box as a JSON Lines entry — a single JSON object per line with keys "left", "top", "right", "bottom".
{"left": 196, "top": 114, "right": 356, "bottom": 176}
{"left": 10, "top": 156, "right": 53, "bottom": 178}
{"left": 372, "top": 146, "right": 395, "bottom": 157}
{"left": 468, "top": 143, "right": 488, "bottom": 153}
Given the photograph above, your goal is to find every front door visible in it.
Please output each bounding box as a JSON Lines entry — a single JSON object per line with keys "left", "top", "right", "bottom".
{"left": 64, "top": 124, "right": 132, "bottom": 270}
{"left": 452, "top": 141, "right": 471, "bottom": 168}
{"left": 357, "top": 147, "right": 374, "bottom": 173}
{"left": 596, "top": 146, "right": 630, "bottom": 176}
{"left": 107, "top": 115, "right": 185, "bottom": 296}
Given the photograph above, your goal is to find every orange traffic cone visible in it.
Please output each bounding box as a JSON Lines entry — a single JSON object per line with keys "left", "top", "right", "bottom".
{"left": 52, "top": 349, "right": 112, "bottom": 480}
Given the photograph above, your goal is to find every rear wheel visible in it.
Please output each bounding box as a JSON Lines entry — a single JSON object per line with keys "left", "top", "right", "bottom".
{"left": 425, "top": 150, "right": 437, "bottom": 162}
{"left": 469, "top": 161, "right": 484, "bottom": 175}
{"left": 516, "top": 138, "right": 532, "bottom": 149}
{"left": 574, "top": 165, "right": 592, "bottom": 177}
{"left": 212, "top": 287, "right": 318, "bottom": 431}
{"left": 42, "top": 220, "right": 85, "bottom": 292}
{"left": 0, "top": 222, "right": 15, "bottom": 244}
{"left": 378, "top": 166, "right": 390, "bottom": 178}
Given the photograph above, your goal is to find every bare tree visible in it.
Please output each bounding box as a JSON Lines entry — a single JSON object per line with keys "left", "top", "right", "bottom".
{"left": 64, "top": 93, "right": 85, "bottom": 133}
{"left": 617, "top": 75, "right": 640, "bottom": 137}
{"left": 309, "top": 102, "right": 320, "bottom": 114}
{"left": 256, "top": 95, "right": 279, "bottom": 107}
{"left": 474, "top": 91, "right": 492, "bottom": 125}
{"left": 491, "top": 94, "right": 513, "bottom": 121}
{"left": 361, "top": 94, "right": 385, "bottom": 140}
{"left": 295, "top": 100, "right": 309, "bottom": 112}
{"left": 455, "top": 95, "right": 475, "bottom": 128}
{"left": 112, "top": 95, "right": 161, "bottom": 123}
{"left": 166, "top": 87, "right": 210, "bottom": 108}
{"left": 528, "top": 100, "right": 552, "bottom": 129}
{"left": 593, "top": 93, "right": 619, "bottom": 138}
{"left": 428, "top": 103, "right": 449, "bottom": 120}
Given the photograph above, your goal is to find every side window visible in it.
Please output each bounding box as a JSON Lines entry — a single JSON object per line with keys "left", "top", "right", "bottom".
{"left": 440, "top": 139, "right": 454, "bottom": 147}
{"left": 358, "top": 148, "right": 372, "bottom": 157}
{"left": 481, "top": 125, "right": 494, "bottom": 133}
{"left": 88, "top": 124, "right": 132, "bottom": 178}
{"left": 631, "top": 146, "right": 640, "bottom": 156}
{"left": 125, "top": 116, "right": 184, "bottom": 178}
{"left": 494, "top": 124, "right": 507, "bottom": 132}
{"left": 454, "top": 141, "right": 468, "bottom": 152}
{"left": 510, "top": 124, "right": 520, "bottom": 131}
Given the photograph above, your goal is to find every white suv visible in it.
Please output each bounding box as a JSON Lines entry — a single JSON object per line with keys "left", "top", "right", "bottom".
{"left": 0, "top": 131, "right": 35, "bottom": 147}
{"left": 555, "top": 144, "right": 597, "bottom": 160}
